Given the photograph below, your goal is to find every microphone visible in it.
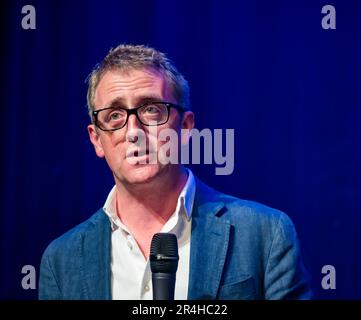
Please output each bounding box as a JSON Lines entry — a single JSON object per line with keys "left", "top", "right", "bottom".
{"left": 150, "top": 233, "right": 179, "bottom": 300}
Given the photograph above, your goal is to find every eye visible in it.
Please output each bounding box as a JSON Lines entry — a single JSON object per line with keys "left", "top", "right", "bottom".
{"left": 110, "top": 112, "right": 121, "bottom": 120}
{"left": 107, "top": 109, "right": 126, "bottom": 122}
{"left": 144, "top": 105, "right": 161, "bottom": 114}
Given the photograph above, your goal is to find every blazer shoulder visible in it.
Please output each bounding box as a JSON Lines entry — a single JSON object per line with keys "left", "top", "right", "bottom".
{"left": 215, "top": 191, "right": 295, "bottom": 230}
{"left": 42, "top": 209, "right": 108, "bottom": 258}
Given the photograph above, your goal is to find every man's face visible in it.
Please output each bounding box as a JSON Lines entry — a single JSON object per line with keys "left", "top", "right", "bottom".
{"left": 88, "top": 68, "right": 194, "bottom": 185}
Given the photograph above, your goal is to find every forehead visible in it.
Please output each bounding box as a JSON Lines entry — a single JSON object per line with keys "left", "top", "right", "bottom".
{"left": 94, "top": 68, "right": 174, "bottom": 107}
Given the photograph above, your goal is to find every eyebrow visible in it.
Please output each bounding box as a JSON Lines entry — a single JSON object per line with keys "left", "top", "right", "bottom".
{"left": 107, "top": 95, "right": 164, "bottom": 108}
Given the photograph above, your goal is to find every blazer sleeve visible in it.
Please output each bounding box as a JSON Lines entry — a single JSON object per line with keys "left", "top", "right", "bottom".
{"left": 264, "top": 213, "right": 312, "bottom": 299}
{"left": 38, "top": 248, "right": 62, "bottom": 300}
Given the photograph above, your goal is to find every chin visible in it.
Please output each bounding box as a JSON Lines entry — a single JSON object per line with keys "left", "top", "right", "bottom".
{"left": 121, "top": 164, "right": 163, "bottom": 185}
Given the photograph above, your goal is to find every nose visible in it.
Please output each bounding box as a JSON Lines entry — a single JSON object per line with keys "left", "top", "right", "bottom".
{"left": 126, "top": 114, "right": 143, "bottom": 143}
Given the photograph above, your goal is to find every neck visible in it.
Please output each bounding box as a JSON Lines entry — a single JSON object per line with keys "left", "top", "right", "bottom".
{"left": 114, "top": 165, "right": 188, "bottom": 258}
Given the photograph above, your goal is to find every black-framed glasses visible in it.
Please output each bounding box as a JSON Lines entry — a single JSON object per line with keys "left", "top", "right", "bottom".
{"left": 92, "top": 101, "right": 184, "bottom": 131}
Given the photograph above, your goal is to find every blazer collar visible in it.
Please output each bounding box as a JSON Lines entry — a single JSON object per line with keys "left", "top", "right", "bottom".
{"left": 188, "top": 178, "right": 230, "bottom": 300}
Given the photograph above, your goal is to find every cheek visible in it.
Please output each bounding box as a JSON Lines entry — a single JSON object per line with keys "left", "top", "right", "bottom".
{"left": 100, "top": 135, "right": 126, "bottom": 160}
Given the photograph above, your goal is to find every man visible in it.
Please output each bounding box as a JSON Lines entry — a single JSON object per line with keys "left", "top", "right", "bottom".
{"left": 39, "top": 44, "right": 311, "bottom": 300}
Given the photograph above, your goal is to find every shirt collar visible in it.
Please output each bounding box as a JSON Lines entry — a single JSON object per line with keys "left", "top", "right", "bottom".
{"left": 103, "top": 168, "right": 196, "bottom": 232}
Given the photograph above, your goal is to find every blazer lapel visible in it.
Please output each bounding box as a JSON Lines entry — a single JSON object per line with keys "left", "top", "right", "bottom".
{"left": 188, "top": 180, "right": 231, "bottom": 300}
{"left": 80, "top": 210, "right": 112, "bottom": 300}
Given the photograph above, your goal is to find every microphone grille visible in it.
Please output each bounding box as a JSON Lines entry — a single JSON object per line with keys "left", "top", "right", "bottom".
{"left": 150, "top": 233, "right": 179, "bottom": 273}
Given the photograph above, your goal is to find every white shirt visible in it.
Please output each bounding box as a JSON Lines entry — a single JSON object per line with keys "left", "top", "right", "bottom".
{"left": 103, "top": 169, "right": 196, "bottom": 300}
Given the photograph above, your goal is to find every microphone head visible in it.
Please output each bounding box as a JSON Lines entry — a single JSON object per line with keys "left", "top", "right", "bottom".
{"left": 150, "top": 233, "right": 179, "bottom": 273}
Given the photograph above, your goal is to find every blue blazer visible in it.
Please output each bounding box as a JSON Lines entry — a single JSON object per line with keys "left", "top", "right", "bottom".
{"left": 39, "top": 179, "right": 312, "bottom": 299}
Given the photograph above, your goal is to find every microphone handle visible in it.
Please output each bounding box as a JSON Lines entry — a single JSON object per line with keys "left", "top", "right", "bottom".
{"left": 152, "top": 272, "right": 176, "bottom": 300}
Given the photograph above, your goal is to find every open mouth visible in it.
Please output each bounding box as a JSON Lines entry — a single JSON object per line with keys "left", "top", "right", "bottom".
{"left": 126, "top": 149, "right": 153, "bottom": 158}
{"left": 127, "top": 150, "right": 145, "bottom": 158}
{"left": 125, "top": 148, "right": 157, "bottom": 165}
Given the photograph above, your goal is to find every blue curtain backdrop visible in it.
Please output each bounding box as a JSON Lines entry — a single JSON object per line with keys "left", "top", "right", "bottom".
{"left": 1, "top": 0, "right": 360, "bottom": 299}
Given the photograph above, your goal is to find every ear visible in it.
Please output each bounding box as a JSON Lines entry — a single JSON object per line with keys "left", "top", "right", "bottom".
{"left": 180, "top": 111, "right": 195, "bottom": 145}
{"left": 88, "top": 124, "right": 105, "bottom": 158}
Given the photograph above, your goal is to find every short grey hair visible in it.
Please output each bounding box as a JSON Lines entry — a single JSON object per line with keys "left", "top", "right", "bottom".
{"left": 86, "top": 44, "right": 191, "bottom": 119}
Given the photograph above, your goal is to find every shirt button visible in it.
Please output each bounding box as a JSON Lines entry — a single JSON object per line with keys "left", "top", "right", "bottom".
{"left": 144, "top": 285, "right": 150, "bottom": 292}
{"left": 127, "top": 241, "right": 133, "bottom": 250}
